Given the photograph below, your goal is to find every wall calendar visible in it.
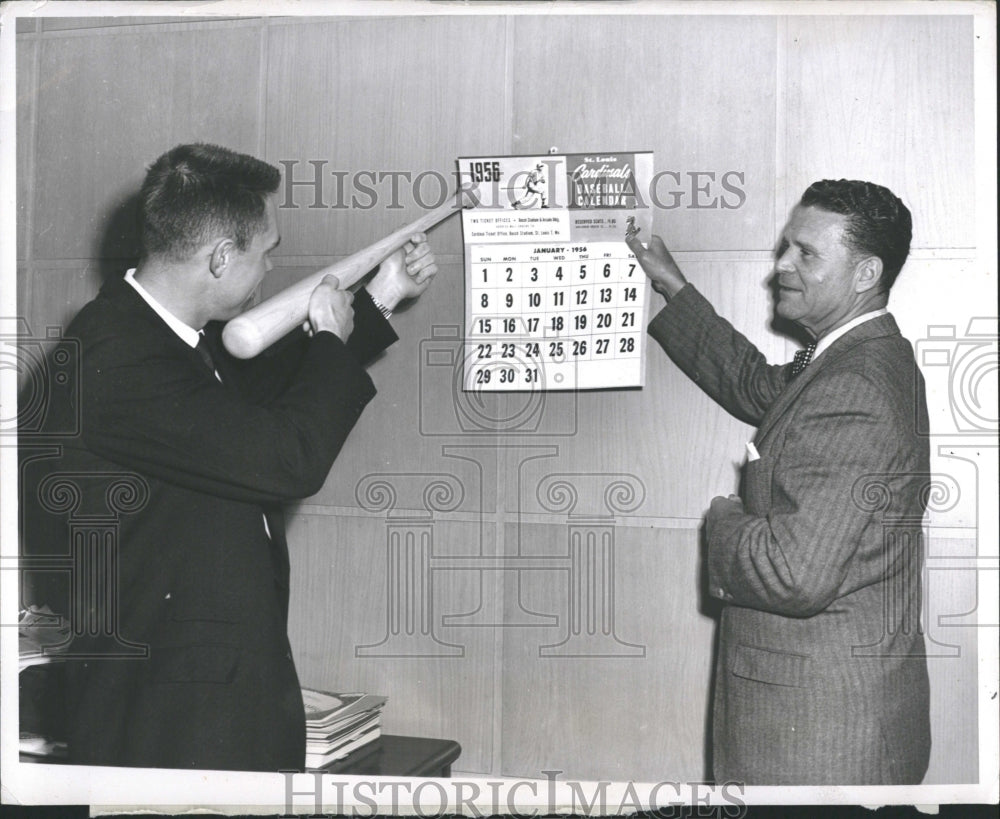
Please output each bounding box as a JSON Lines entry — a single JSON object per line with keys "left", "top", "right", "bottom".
{"left": 458, "top": 151, "right": 654, "bottom": 392}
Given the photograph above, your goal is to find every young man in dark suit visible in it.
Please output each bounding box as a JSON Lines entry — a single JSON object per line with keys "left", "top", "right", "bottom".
{"left": 628, "top": 180, "right": 931, "bottom": 785}
{"left": 21, "top": 143, "right": 438, "bottom": 771}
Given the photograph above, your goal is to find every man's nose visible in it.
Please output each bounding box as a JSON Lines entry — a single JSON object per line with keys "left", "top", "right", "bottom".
{"left": 775, "top": 249, "right": 795, "bottom": 273}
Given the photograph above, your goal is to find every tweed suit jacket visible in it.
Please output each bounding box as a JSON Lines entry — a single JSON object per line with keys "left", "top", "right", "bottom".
{"left": 21, "top": 275, "right": 397, "bottom": 771}
{"left": 648, "top": 284, "right": 931, "bottom": 785}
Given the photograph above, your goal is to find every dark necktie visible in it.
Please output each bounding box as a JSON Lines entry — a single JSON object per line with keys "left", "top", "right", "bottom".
{"left": 790, "top": 341, "right": 817, "bottom": 377}
{"left": 196, "top": 332, "right": 220, "bottom": 380}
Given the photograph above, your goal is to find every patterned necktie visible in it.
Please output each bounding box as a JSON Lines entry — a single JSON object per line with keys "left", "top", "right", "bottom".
{"left": 196, "top": 332, "right": 220, "bottom": 380}
{"left": 790, "top": 341, "right": 817, "bottom": 377}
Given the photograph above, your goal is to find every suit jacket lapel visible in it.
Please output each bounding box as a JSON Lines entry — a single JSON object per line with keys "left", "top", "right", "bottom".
{"left": 104, "top": 276, "right": 221, "bottom": 377}
{"left": 754, "top": 313, "right": 902, "bottom": 447}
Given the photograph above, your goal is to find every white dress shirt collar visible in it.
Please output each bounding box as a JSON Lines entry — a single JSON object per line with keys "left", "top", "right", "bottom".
{"left": 124, "top": 268, "right": 201, "bottom": 348}
{"left": 813, "top": 308, "right": 889, "bottom": 361}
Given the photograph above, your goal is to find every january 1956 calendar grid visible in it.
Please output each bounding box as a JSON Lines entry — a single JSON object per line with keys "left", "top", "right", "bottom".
{"left": 465, "top": 242, "right": 647, "bottom": 391}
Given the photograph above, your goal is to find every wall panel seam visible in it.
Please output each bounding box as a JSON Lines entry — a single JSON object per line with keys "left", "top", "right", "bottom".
{"left": 28, "top": 17, "right": 266, "bottom": 39}
{"left": 20, "top": 246, "right": 979, "bottom": 270}
{"left": 256, "top": 20, "right": 268, "bottom": 161}
{"left": 20, "top": 33, "right": 39, "bottom": 270}
{"left": 289, "top": 505, "right": 706, "bottom": 530}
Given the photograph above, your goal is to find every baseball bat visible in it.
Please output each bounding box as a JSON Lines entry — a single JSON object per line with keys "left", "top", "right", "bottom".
{"left": 222, "top": 188, "right": 472, "bottom": 359}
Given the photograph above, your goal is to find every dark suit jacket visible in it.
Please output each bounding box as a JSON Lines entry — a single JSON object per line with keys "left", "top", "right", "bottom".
{"left": 21, "top": 274, "right": 397, "bottom": 771}
{"left": 648, "top": 284, "right": 931, "bottom": 785}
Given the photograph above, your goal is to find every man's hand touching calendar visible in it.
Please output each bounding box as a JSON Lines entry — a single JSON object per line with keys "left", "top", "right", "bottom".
{"left": 625, "top": 228, "right": 688, "bottom": 302}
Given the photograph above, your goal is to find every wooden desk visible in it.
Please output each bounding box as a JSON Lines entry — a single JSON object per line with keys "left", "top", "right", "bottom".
{"left": 20, "top": 731, "right": 461, "bottom": 777}
{"left": 319, "top": 734, "right": 461, "bottom": 778}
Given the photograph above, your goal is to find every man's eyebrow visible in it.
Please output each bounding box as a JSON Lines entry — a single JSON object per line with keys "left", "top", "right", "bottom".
{"left": 773, "top": 236, "right": 820, "bottom": 257}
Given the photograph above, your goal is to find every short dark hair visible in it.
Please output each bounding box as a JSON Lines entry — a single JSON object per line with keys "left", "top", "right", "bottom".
{"left": 800, "top": 179, "right": 912, "bottom": 291}
{"left": 138, "top": 143, "right": 281, "bottom": 261}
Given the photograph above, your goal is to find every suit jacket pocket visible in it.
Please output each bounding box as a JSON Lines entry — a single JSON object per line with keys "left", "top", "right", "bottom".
{"left": 740, "top": 455, "right": 772, "bottom": 516}
{"left": 731, "top": 643, "right": 812, "bottom": 688}
{"left": 152, "top": 643, "right": 239, "bottom": 684}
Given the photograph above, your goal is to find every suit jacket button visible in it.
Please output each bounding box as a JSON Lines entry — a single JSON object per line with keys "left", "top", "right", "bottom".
{"left": 716, "top": 587, "right": 726, "bottom": 598}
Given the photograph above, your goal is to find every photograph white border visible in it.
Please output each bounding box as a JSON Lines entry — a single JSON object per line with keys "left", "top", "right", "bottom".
{"left": 1, "top": 0, "right": 996, "bottom": 812}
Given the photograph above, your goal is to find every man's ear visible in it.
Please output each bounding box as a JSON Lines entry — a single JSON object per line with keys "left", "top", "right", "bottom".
{"left": 854, "top": 256, "right": 883, "bottom": 294}
{"left": 209, "top": 238, "right": 236, "bottom": 278}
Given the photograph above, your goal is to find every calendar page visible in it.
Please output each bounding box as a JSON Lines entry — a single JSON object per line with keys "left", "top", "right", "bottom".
{"left": 458, "top": 152, "right": 654, "bottom": 391}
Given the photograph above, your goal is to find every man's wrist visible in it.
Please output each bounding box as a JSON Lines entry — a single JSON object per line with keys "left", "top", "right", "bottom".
{"left": 365, "top": 277, "right": 403, "bottom": 314}
{"left": 651, "top": 281, "right": 672, "bottom": 301}
{"left": 652, "top": 277, "right": 687, "bottom": 302}
{"left": 369, "top": 293, "right": 393, "bottom": 319}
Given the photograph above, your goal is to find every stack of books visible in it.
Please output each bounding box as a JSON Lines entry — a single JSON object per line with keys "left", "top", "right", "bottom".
{"left": 18, "top": 606, "right": 71, "bottom": 759}
{"left": 302, "top": 688, "right": 387, "bottom": 769}
{"left": 18, "top": 605, "right": 71, "bottom": 671}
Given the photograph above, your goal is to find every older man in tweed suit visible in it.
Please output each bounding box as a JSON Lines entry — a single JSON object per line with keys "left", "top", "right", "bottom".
{"left": 628, "top": 180, "right": 931, "bottom": 785}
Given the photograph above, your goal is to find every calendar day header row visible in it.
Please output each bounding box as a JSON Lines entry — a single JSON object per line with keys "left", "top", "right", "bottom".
{"left": 470, "top": 242, "right": 637, "bottom": 264}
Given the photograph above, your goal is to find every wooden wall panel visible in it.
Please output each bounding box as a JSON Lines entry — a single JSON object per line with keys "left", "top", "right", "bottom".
{"left": 922, "top": 536, "right": 980, "bottom": 784}
{"left": 286, "top": 512, "right": 497, "bottom": 773}
{"left": 20, "top": 266, "right": 105, "bottom": 339}
{"left": 32, "top": 24, "right": 262, "bottom": 261}
{"left": 500, "top": 524, "right": 714, "bottom": 780}
{"left": 264, "top": 17, "right": 508, "bottom": 259}
{"left": 783, "top": 16, "right": 975, "bottom": 249}
{"left": 510, "top": 15, "right": 776, "bottom": 252}
{"left": 15, "top": 35, "right": 35, "bottom": 262}
{"left": 39, "top": 17, "right": 244, "bottom": 32}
